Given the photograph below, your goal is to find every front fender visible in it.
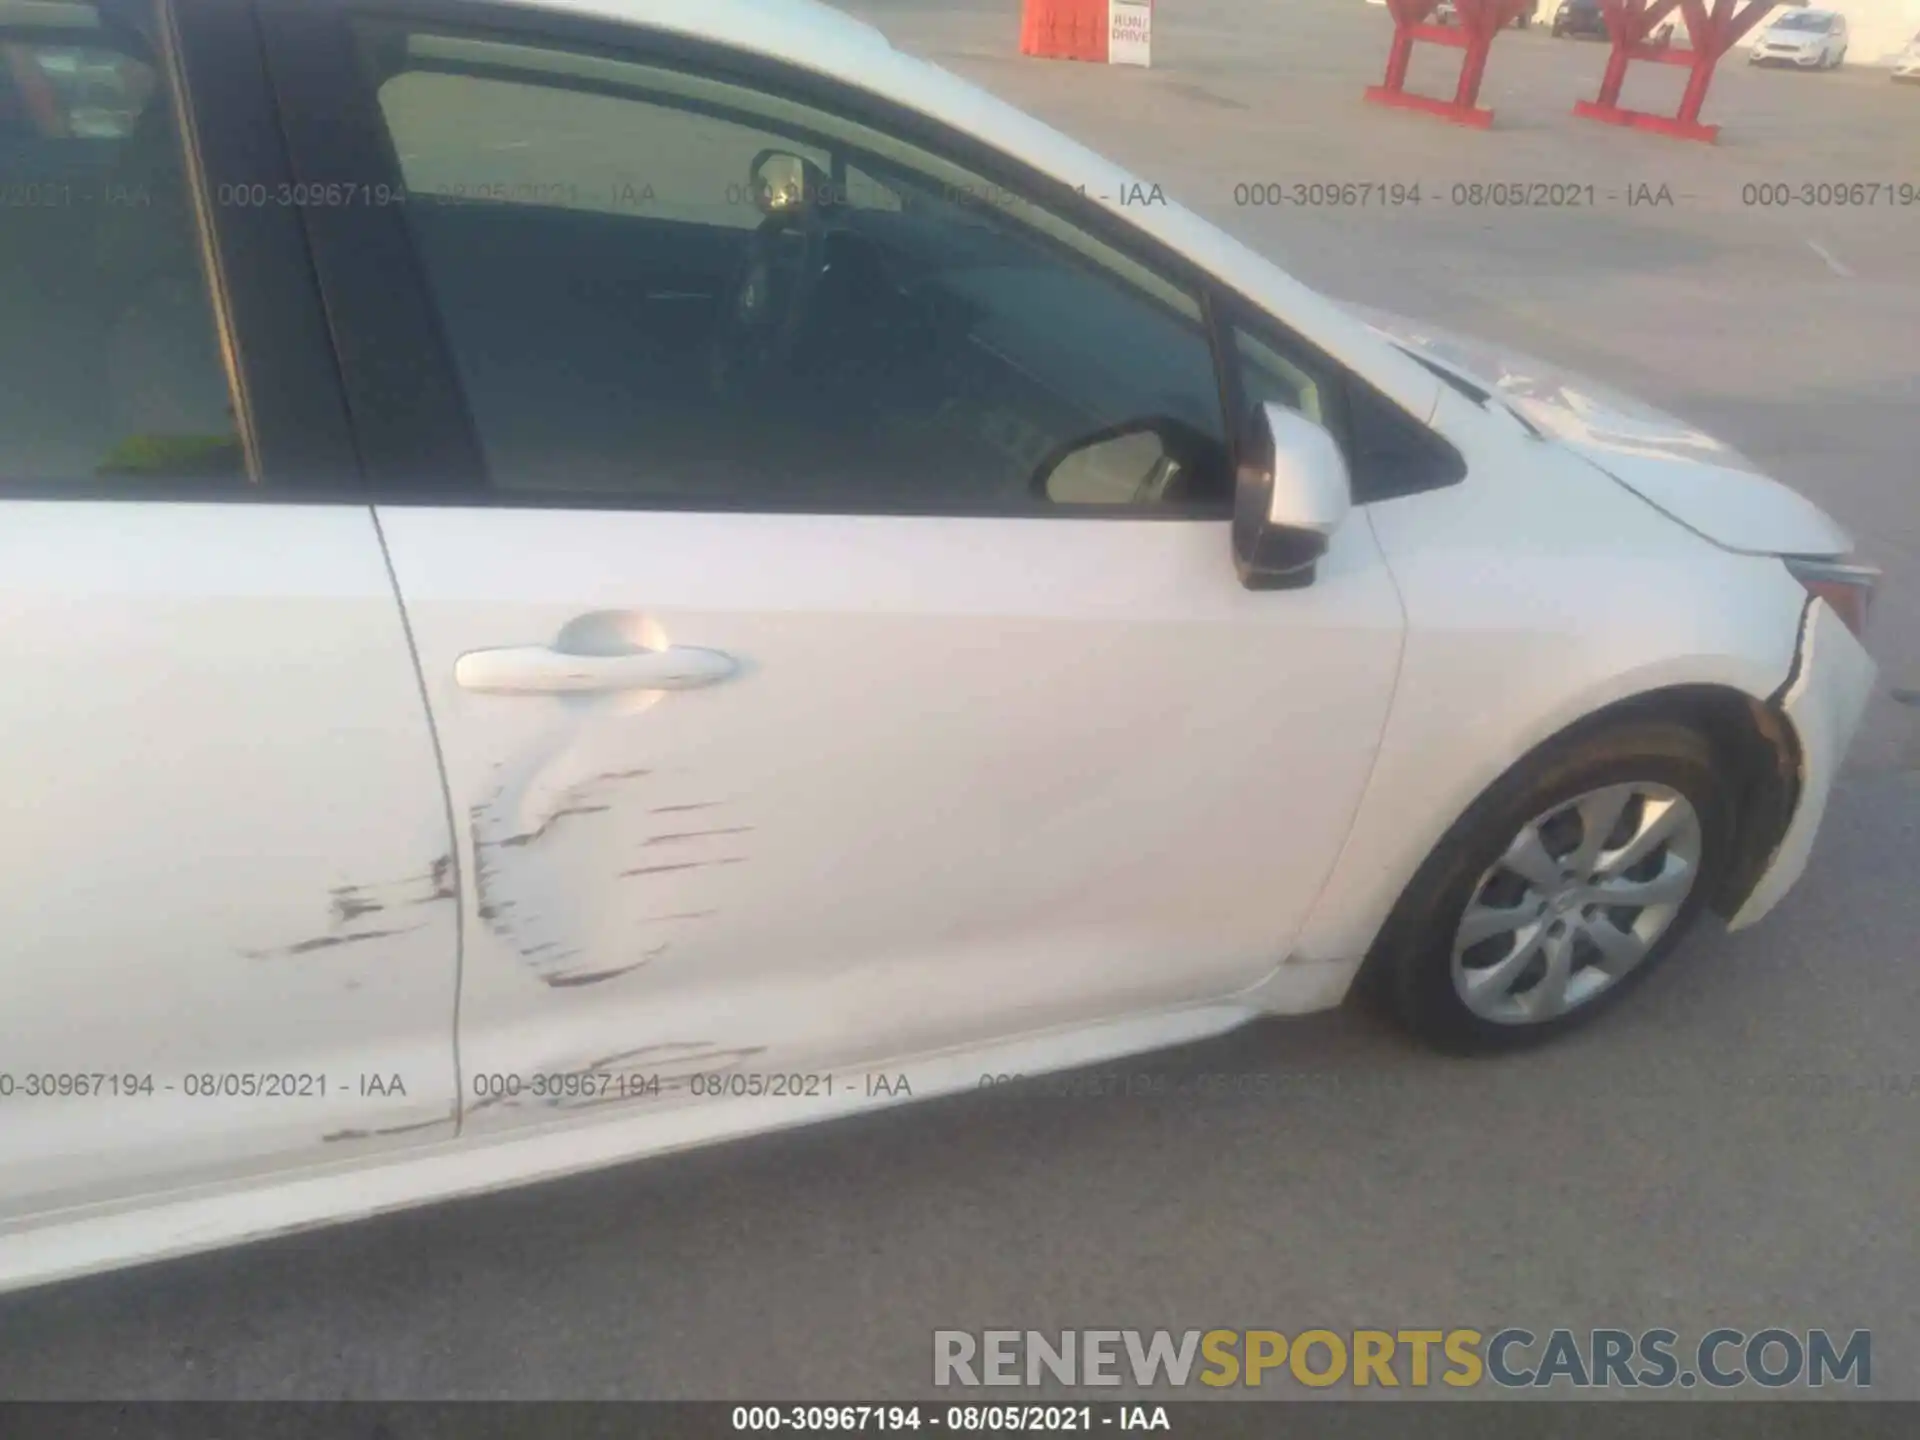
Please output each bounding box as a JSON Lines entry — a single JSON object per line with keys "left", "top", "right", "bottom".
{"left": 1280, "top": 390, "right": 1807, "bottom": 981}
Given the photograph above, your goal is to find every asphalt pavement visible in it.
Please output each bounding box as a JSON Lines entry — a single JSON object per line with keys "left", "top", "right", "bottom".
{"left": 3, "top": 0, "right": 1915, "bottom": 1401}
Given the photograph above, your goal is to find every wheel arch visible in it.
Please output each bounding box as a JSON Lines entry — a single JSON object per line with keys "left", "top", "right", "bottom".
{"left": 1337, "top": 682, "right": 1801, "bottom": 1009}
{"left": 1523, "top": 683, "right": 1802, "bottom": 920}
{"left": 1281, "top": 672, "right": 1804, "bottom": 1007}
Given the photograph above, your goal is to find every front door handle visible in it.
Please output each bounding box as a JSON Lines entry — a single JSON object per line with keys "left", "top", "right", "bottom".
{"left": 454, "top": 644, "right": 738, "bottom": 696}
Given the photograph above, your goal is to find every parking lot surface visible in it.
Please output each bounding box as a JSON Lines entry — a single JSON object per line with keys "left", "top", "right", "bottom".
{"left": 3, "top": 0, "right": 1915, "bottom": 1400}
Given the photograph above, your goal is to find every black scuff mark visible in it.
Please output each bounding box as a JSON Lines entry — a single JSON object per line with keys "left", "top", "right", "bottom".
{"left": 641, "top": 826, "right": 755, "bottom": 846}
{"left": 543, "top": 943, "right": 668, "bottom": 989}
{"left": 597, "top": 768, "right": 653, "bottom": 781}
{"left": 331, "top": 887, "right": 385, "bottom": 924}
{"left": 465, "top": 1041, "right": 766, "bottom": 1116}
{"left": 589, "top": 1041, "right": 765, "bottom": 1071}
{"left": 640, "top": 909, "right": 720, "bottom": 924}
{"left": 287, "top": 927, "right": 421, "bottom": 956}
{"left": 321, "top": 1113, "right": 456, "bottom": 1143}
{"left": 621, "top": 857, "right": 748, "bottom": 878}
{"left": 416, "top": 852, "right": 457, "bottom": 903}
{"left": 557, "top": 1041, "right": 768, "bottom": 1112}
{"left": 544, "top": 966, "right": 635, "bottom": 989}
{"left": 245, "top": 925, "right": 426, "bottom": 960}
{"left": 356, "top": 856, "right": 461, "bottom": 913}
{"left": 650, "top": 801, "right": 724, "bottom": 814}
{"left": 495, "top": 804, "right": 613, "bottom": 849}
{"left": 469, "top": 797, "right": 512, "bottom": 942}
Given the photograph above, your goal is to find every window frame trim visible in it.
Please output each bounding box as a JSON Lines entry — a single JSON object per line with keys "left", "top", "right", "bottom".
{"left": 264, "top": 0, "right": 1361, "bottom": 519}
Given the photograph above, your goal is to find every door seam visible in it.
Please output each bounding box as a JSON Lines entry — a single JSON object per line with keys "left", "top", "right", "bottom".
{"left": 368, "top": 503, "right": 470, "bottom": 1137}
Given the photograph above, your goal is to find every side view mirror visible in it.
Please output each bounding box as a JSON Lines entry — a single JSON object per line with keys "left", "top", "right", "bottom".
{"left": 1233, "top": 401, "right": 1351, "bottom": 590}
{"left": 749, "top": 148, "right": 829, "bottom": 216}
{"left": 1032, "top": 416, "right": 1221, "bottom": 507}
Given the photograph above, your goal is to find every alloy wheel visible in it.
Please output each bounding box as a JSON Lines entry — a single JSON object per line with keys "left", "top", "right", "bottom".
{"left": 1450, "top": 782, "right": 1704, "bottom": 1025}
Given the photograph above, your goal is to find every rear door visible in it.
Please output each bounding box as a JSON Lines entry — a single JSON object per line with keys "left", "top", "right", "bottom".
{"left": 261, "top": 0, "right": 1406, "bottom": 1131}
{"left": 0, "top": 0, "right": 457, "bottom": 1227}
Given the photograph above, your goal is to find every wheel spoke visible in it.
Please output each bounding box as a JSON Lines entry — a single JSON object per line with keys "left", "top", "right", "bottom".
{"left": 1566, "top": 785, "right": 1635, "bottom": 877}
{"left": 1497, "top": 823, "right": 1562, "bottom": 889}
{"left": 1456, "top": 901, "right": 1538, "bottom": 949}
{"left": 1588, "top": 858, "right": 1694, "bottom": 910}
{"left": 1579, "top": 912, "right": 1649, "bottom": 975}
{"left": 1455, "top": 780, "right": 1707, "bottom": 1026}
{"left": 1596, "top": 794, "right": 1692, "bottom": 877}
{"left": 1460, "top": 931, "right": 1546, "bottom": 1004}
{"left": 1520, "top": 928, "right": 1576, "bottom": 1018}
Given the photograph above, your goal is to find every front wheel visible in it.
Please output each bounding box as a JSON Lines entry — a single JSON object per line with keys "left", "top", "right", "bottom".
{"left": 1360, "top": 719, "right": 1732, "bottom": 1053}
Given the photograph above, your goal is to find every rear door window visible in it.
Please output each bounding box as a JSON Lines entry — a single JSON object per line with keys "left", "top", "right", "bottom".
{"left": 0, "top": 0, "right": 242, "bottom": 485}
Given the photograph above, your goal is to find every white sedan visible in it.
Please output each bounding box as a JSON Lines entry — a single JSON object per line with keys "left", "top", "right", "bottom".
{"left": 1895, "top": 29, "right": 1920, "bottom": 80}
{"left": 1748, "top": 8, "right": 1851, "bottom": 66}
{"left": 0, "top": 0, "right": 1879, "bottom": 1295}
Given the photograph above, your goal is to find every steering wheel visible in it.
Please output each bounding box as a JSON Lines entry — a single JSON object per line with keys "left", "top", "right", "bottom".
{"left": 708, "top": 151, "right": 837, "bottom": 399}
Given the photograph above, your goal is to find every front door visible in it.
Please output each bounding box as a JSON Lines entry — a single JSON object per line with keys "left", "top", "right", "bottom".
{"left": 269, "top": 3, "right": 1406, "bottom": 1130}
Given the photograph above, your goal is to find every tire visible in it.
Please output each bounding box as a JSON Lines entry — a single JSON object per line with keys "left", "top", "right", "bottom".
{"left": 1359, "top": 718, "right": 1732, "bottom": 1054}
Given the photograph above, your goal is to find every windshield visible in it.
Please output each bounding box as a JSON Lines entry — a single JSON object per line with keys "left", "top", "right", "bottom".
{"left": 1771, "top": 12, "right": 1832, "bottom": 31}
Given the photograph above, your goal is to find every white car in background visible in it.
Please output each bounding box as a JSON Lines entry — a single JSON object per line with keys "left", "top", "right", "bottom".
{"left": 1895, "top": 29, "right": 1920, "bottom": 78}
{"left": 0, "top": 0, "right": 1881, "bottom": 1295}
{"left": 1750, "top": 7, "right": 1851, "bottom": 65}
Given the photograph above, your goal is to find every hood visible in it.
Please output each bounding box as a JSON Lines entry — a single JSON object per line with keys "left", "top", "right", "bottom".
{"left": 1757, "top": 24, "right": 1826, "bottom": 44}
{"left": 1341, "top": 302, "right": 1854, "bottom": 558}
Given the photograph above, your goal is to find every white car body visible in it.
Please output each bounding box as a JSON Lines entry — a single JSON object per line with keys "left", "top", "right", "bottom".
{"left": 1895, "top": 30, "right": 1920, "bottom": 76}
{"left": 1750, "top": 8, "right": 1850, "bottom": 64}
{"left": 0, "top": 0, "right": 1879, "bottom": 1294}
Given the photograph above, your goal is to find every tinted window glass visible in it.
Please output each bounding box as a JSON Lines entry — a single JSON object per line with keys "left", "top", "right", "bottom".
{"left": 1345, "top": 375, "right": 1468, "bottom": 503}
{"left": 354, "top": 25, "right": 1231, "bottom": 512}
{"left": 0, "top": 1, "right": 242, "bottom": 484}
{"left": 1233, "top": 329, "right": 1328, "bottom": 427}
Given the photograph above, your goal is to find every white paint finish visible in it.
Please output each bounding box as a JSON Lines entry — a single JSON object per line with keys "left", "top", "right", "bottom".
{"left": 1566, "top": 452, "right": 1857, "bottom": 559}
{"left": 1728, "top": 599, "right": 1879, "bottom": 930}
{"left": 0, "top": 503, "right": 459, "bottom": 1218}
{"left": 1287, "top": 388, "right": 1813, "bottom": 972}
{"left": 374, "top": 507, "right": 1404, "bottom": 1128}
{"left": 0, "top": 992, "right": 1269, "bottom": 1297}
{"left": 1343, "top": 303, "right": 1858, "bottom": 558}
{"left": 0, "top": 0, "right": 1890, "bottom": 1290}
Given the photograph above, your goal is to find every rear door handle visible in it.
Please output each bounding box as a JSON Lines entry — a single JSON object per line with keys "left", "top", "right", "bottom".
{"left": 454, "top": 645, "right": 738, "bottom": 696}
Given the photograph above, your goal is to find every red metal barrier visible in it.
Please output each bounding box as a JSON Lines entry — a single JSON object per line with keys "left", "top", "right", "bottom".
{"left": 1366, "top": 0, "right": 1532, "bottom": 128}
{"left": 1573, "top": 0, "right": 1778, "bottom": 141}
{"left": 1021, "top": 0, "right": 1108, "bottom": 61}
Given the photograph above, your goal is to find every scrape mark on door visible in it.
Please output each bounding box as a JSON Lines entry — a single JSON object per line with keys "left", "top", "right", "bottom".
{"left": 464, "top": 1041, "right": 768, "bottom": 1117}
